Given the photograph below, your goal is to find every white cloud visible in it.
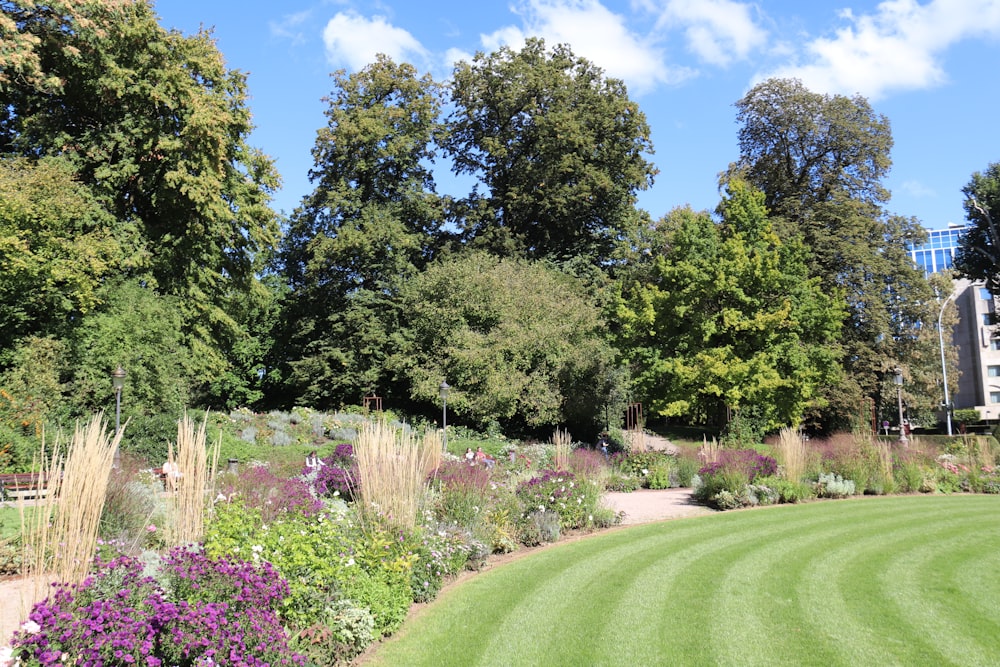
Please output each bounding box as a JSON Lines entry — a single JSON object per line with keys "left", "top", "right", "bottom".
{"left": 653, "top": 0, "right": 769, "bottom": 66}
{"left": 478, "top": 0, "right": 691, "bottom": 94}
{"left": 322, "top": 11, "right": 429, "bottom": 71}
{"left": 899, "top": 179, "right": 936, "bottom": 198}
{"left": 761, "top": 0, "right": 1000, "bottom": 99}
{"left": 269, "top": 10, "right": 312, "bottom": 46}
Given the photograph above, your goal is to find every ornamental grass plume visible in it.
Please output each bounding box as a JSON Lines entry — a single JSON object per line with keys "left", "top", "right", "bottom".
{"left": 23, "top": 414, "right": 119, "bottom": 587}
{"left": 354, "top": 421, "right": 434, "bottom": 530}
{"left": 776, "top": 427, "right": 807, "bottom": 483}
{"left": 165, "top": 412, "right": 221, "bottom": 546}
{"left": 553, "top": 428, "right": 572, "bottom": 472}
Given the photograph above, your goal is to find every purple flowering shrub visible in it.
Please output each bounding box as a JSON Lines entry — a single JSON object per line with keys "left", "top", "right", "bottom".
{"left": 516, "top": 469, "right": 602, "bottom": 530}
{"left": 431, "top": 460, "right": 494, "bottom": 530}
{"left": 695, "top": 449, "right": 779, "bottom": 508}
{"left": 10, "top": 547, "right": 304, "bottom": 666}
{"left": 314, "top": 460, "right": 358, "bottom": 500}
{"left": 218, "top": 463, "right": 322, "bottom": 522}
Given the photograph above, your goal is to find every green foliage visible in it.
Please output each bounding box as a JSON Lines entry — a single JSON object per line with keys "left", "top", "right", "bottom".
{"left": 400, "top": 253, "right": 618, "bottom": 436}
{"left": 754, "top": 476, "right": 812, "bottom": 503}
{"left": 292, "top": 599, "right": 376, "bottom": 667}
{"left": 732, "top": 78, "right": 943, "bottom": 432}
{"left": 955, "top": 162, "right": 1000, "bottom": 295}
{"left": 444, "top": 37, "right": 655, "bottom": 266}
{"left": 277, "top": 55, "right": 444, "bottom": 409}
{"left": 814, "top": 472, "right": 856, "bottom": 498}
{"left": 618, "top": 179, "right": 844, "bottom": 430}
{"left": 1, "top": 1, "right": 280, "bottom": 406}
{"left": 953, "top": 409, "right": 981, "bottom": 425}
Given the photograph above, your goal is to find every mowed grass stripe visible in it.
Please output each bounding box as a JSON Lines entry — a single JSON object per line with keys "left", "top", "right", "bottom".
{"left": 366, "top": 495, "right": 1000, "bottom": 667}
{"left": 881, "top": 512, "right": 1000, "bottom": 664}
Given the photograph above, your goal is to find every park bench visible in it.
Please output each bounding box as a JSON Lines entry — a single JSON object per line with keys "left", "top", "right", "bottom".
{"left": 0, "top": 472, "right": 49, "bottom": 501}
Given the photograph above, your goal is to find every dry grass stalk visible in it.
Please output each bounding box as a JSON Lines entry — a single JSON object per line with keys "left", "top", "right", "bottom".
{"left": 166, "top": 412, "right": 220, "bottom": 546}
{"left": 699, "top": 435, "right": 720, "bottom": 465}
{"left": 776, "top": 427, "right": 807, "bottom": 482}
{"left": 355, "top": 421, "right": 431, "bottom": 530}
{"left": 22, "top": 414, "right": 119, "bottom": 590}
{"left": 423, "top": 429, "right": 442, "bottom": 475}
{"left": 553, "top": 428, "right": 572, "bottom": 471}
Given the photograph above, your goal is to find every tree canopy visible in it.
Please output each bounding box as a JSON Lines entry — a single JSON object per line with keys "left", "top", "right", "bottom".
{"left": 617, "top": 179, "right": 844, "bottom": 431}
{"left": 956, "top": 162, "right": 1000, "bottom": 295}
{"left": 444, "top": 38, "right": 656, "bottom": 266}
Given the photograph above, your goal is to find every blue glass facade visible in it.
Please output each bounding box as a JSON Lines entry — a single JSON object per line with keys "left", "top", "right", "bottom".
{"left": 909, "top": 226, "right": 969, "bottom": 274}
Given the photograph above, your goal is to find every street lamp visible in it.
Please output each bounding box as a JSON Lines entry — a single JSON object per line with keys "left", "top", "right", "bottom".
{"left": 111, "top": 365, "right": 126, "bottom": 466}
{"left": 894, "top": 367, "right": 908, "bottom": 446}
{"left": 439, "top": 380, "right": 450, "bottom": 454}
{"left": 937, "top": 292, "right": 956, "bottom": 436}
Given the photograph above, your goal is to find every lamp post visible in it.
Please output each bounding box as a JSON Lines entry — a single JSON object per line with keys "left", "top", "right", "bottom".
{"left": 111, "top": 365, "right": 126, "bottom": 466}
{"left": 937, "top": 292, "right": 956, "bottom": 436}
{"left": 439, "top": 380, "right": 450, "bottom": 454}
{"left": 894, "top": 367, "right": 907, "bottom": 446}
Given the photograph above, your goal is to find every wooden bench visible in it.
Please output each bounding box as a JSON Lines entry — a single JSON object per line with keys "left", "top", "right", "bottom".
{"left": 0, "top": 472, "right": 49, "bottom": 501}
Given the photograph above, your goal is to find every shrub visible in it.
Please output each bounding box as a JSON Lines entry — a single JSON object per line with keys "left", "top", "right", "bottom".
{"left": 217, "top": 463, "right": 323, "bottom": 522}
{"left": 314, "top": 461, "right": 358, "bottom": 501}
{"left": 10, "top": 547, "right": 305, "bottom": 666}
{"left": 292, "top": 599, "right": 376, "bottom": 667}
{"left": 604, "top": 472, "right": 641, "bottom": 492}
{"left": 754, "top": 475, "right": 812, "bottom": 503}
{"left": 516, "top": 470, "right": 602, "bottom": 530}
{"left": 675, "top": 454, "right": 701, "bottom": 487}
{"left": 568, "top": 447, "right": 608, "bottom": 480}
{"left": 518, "top": 509, "right": 561, "bottom": 546}
{"left": 815, "top": 472, "right": 856, "bottom": 498}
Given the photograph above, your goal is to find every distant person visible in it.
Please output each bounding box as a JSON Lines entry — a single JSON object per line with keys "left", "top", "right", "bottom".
{"left": 162, "top": 459, "right": 180, "bottom": 492}
{"left": 597, "top": 433, "right": 610, "bottom": 458}
{"left": 305, "top": 451, "right": 322, "bottom": 469}
{"left": 465, "top": 447, "right": 475, "bottom": 463}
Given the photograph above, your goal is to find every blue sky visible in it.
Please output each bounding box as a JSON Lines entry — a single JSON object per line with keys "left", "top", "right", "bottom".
{"left": 155, "top": 0, "right": 1000, "bottom": 231}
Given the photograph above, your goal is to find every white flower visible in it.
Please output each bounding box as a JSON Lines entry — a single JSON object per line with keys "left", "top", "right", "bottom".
{"left": 346, "top": 557, "right": 356, "bottom": 566}
{"left": 215, "top": 493, "right": 227, "bottom": 502}
{"left": 641, "top": 468, "right": 649, "bottom": 476}
{"left": 0, "top": 647, "right": 13, "bottom": 666}
{"left": 21, "top": 620, "right": 41, "bottom": 634}
{"left": 251, "top": 544, "right": 263, "bottom": 554}
{"left": 538, "top": 505, "right": 545, "bottom": 512}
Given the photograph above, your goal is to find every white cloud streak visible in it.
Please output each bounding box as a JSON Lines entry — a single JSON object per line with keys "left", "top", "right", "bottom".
{"left": 762, "top": 0, "right": 1000, "bottom": 99}
{"left": 652, "top": 0, "right": 768, "bottom": 66}
{"left": 322, "top": 11, "right": 430, "bottom": 71}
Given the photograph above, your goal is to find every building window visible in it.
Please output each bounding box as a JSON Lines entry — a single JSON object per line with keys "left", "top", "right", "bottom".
{"left": 982, "top": 288, "right": 993, "bottom": 301}
{"left": 992, "top": 339, "right": 1000, "bottom": 351}
{"left": 990, "top": 366, "right": 1000, "bottom": 378}
{"left": 985, "top": 314, "right": 995, "bottom": 326}
{"left": 992, "top": 392, "right": 1000, "bottom": 404}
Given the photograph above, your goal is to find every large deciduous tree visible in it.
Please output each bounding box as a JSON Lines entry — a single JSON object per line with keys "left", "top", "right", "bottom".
{"left": 956, "top": 162, "right": 1000, "bottom": 295}
{"left": 398, "top": 253, "right": 621, "bottom": 438}
{"left": 275, "top": 55, "right": 444, "bottom": 408}
{"left": 0, "top": 0, "right": 280, "bottom": 389}
{"left": 443, "top": 38, "right": 656, "bottom": 266}
{"left": 732, "top": 78, "right": 939, "bottom": 430}
{"left": 617, "top": 179, "right": 844, "bottom": 432}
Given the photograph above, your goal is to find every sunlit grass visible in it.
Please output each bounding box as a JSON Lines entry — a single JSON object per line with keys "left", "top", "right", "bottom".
{"left": 366, "top": 495, "right": 1000, "bottom": 667}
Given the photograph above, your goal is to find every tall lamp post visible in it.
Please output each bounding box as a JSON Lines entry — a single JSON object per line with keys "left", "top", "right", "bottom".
{"left": 937, "top": 292, "right": 956, "bottom": 436}
{"left": 111, "top": 365, "right": 126, "bottom": 466}
{"left": 439, "top": 380, "right": 450, "bottom": 454}
{"left": 894, "top": 367, "right": 908, "bottom": 446}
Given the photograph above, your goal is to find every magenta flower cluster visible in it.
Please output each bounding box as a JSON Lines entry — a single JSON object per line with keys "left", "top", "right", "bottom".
{"left": 314, "top": 460, "right": 357, "bottom": 500}
{"left": 436, "top": 460, "right": 492, "bottom": 492}
{"left": 219, "top": 464, "right": 322, "bottom": 522}
{"left": 699, "top": 449, "right": 778, "bottom": 482}
{"left": 10, "top": 547, "right": 305, "bottom": 666}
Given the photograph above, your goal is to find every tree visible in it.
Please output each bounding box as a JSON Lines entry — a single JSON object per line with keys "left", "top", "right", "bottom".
{"left": 0, "top": 156, "right": 134, "bottom": 354}
{"left": 397, "top": 253, "right": 621, "bottom": 437}
{"left": 275, "top": 55, "right": 444, "bottom": 408}
{"left": 1, "top": 0, "right": 280, "bottom": 386}
{"left": 616, "top": 179, "right": 844, "bottom": 432}
{"left": 443, "top": 38, "right": 656, "bottom": 266}
{"left": 731, "top": 78, "right": 940, "bottom": 430}
{"left": 956, "top": 162, "right": 1000, "bottom": 295}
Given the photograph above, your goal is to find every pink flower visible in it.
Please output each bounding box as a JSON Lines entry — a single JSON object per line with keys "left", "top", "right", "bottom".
{"left": 147, "top": 525, "right": 157, "bottom": 533}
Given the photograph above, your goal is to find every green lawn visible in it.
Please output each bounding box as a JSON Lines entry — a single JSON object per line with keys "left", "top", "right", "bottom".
{"left": 0, "top": 504, "right": 34, "bottom": 539}
{"left": 366, "top": 495, "right": 1000, "bottom": 667}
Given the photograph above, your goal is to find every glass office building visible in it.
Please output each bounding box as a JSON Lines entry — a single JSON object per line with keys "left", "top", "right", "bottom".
{"left": 909, "top": 225, "right": 967, "bottom": 274}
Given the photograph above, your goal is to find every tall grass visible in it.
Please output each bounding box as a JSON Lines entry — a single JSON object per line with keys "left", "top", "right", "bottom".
{"left": 776, "top": 427, "right": 807, "bottom": 482}
{"left": 552, "top": 428, "right": 572, "bottom": 472}
{"left": 698, "top": 436, "right": 720, "bottom": 466}
{"left": 21, "top": 414, "right": 120, "bottom": 614}
{"left": 166, "top": 413, "right": 220, "bottom": 546}
{"left": 355, "top": 421, "right": 435, "bottom": 530}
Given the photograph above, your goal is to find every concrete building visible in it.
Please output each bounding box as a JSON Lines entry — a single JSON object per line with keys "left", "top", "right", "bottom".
{"left": 910, "top": 224, "right": 998, "bottom": 419}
